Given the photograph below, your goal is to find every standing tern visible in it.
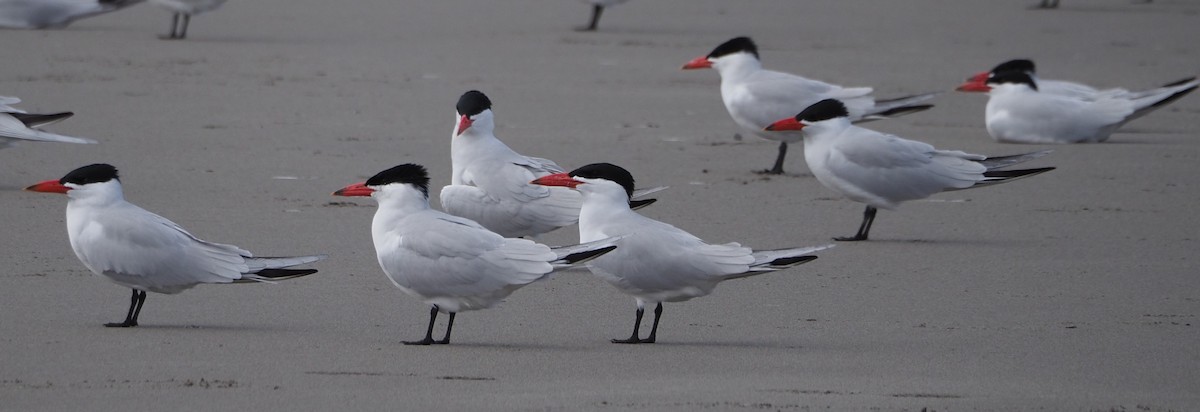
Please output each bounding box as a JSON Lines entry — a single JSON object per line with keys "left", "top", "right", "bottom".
{"left": 334, "top": 163, "right": 618, "bottom": 345}
{"left": 533, "top": 163, "right": 830, "bottom": 344}
{"left": 1, "top": 96, "right": 97, "bottom": 148}
{"left": 682, "top": 36, "right": 939, "bottom": 175}
{"left": 765, "top": 99, "right": 1055, "bottom": 241}
{"left": 958, "top": 71, "right": 1197, "bottom": 144}
{"left": 0, "top": 0, "right": 142, "bottom": 29}
{"left": 442, "top": 90, "right": 663, "bottom": 238}
{"left": 25, "top": 164, "right": 325, "bottom": 327}
{"left": 149, "top": 0, "right": 225, "bottom": 39}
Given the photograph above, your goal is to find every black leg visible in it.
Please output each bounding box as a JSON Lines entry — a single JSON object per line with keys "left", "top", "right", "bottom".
{"left": 105, "top": 289, "right": 146, "bottom": 328}
{"left": 576, "top": 5, "right": 603, "bottom": 31}
{"left": 640, "top": 303, "right": 663, "bottom": 343}
{"left": 611, "top": 304, "right": 645, "bottom": 344}
{"left": 404, "top": 305, "right": 439, "bottom": 345}
{"left": 434, "top": 312, "right": 455, "bottom": 344}
{"left": 179, "top": 14, "right": 190, "bottom": 39}
{"left": 759, "top": 142, "right": 788, "bottom": 175}
{"left": 161, "top": 13, "right": 179, "bottom": 39}
{"left": 835, "top": 205, "right": 877, "bottom": 241}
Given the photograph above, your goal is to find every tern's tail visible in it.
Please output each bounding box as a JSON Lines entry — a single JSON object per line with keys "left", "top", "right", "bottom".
{"left": 237, "top": 254, "right": 327, "bottom": 283}
{"left": 973, "top": 167, "right": 1056, "bottom": 189}
{"left": 1128, "top": 79, "right": 1197, "bottom": 121}
{"left": 857, "top": 92, "right": 940, "bottom": 122}
{"left": 550, "top": 237, "right": 622, "bottom": 269}
{"left": 979, "top": 149, "right": 1053, "bottom": 171}
{"left": 723, "top": 244, "right": 833, "bottom": 280}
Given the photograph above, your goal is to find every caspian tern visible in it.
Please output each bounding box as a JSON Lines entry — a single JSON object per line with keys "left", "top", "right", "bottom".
{"left": 575, "top": 0, "right": 628, "bottom": 31}
{"left": 958, "top": 71, "right": 1197, "bottom": 144}
{"left": 682, "top": 36, "right": 939, "bottom": 175}
{"left": 1, "top": 96, "right": 97, "bottom": 149}
{"left": 149, "top": 0, "right": 225, "bottom": 39}
{"left": 442, "top": 90, "right": 662, "bottom": 238}
{"left": 764, "top": 99, "right": 1055, "bottom": 241}
{"left": 959, "top": 58, "right": 1196, "bottom": 101}
{"left": 334, "top": 163, "right": 618, "bottom": 345}
{"left": 532, "top": 163, "right": 830, "bottom": 344}
{"left": 0, "top": 0, "right": 142, "bottom": 29}
{"left": 25, "top": 164, "right": 325, "bottom": 327}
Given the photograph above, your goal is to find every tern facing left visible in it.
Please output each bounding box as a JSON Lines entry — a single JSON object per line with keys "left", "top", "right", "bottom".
{"left": 765, "top": 99, "right": 1055, "bottom": 241}
{"left": 533, "top": 163, "right": 831, "bottom": 344}
{"left": 25, "top": 164, "right": 325, "bottom": 327}
{"left": 335, "top": 163, "right": 618, "bottom": 345}
{"left": 958, "top": 71, "right": 1197, "bottom": 144}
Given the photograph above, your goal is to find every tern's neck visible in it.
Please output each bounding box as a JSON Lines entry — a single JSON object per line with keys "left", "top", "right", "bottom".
{"left": 577, "top": 189, "right": 634, "bottom": 242}
{"left": 714, "top": 53, "right": 763, "bottom": 81}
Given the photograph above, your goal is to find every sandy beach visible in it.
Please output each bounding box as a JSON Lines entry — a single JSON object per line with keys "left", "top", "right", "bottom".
{"left": 2, "top": 0, "right": 1198, "bottom": 410}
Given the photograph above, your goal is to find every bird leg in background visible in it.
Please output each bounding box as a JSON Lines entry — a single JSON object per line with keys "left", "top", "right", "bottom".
{"left": 759, "top": 142, "right": 788, "bottom": 175}
{"left": 835, "top": 205, "right": 878, "bottom": 242}
{"left": 434, "top": 313, "right": 456, "bottom": 345}
{"left": 162, "top": 13, "right": 180, "bottom": 39}
{"left": 105, "top": 289, "right": 147, "bottom": 328}
{"left": 179, "top": 14, "right": 191, "bottom": 39}
{"left": 578, "top": 5, "right": 603, "bottom": 31}
{"left": 404, "top": 305, "right": 441, "bottom": 345}
{"left": 640, "top": 303, "right": 663, "bottom": 344}
{"left": 611, "top": 304, "right": 645, "bottom": 344}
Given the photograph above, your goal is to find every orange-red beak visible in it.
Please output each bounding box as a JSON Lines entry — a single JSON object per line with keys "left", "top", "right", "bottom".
{"left": 764, "top": 117, "right": 804, "bottom": 132}
{"left": 530, "top": 173, "right": 582, "bottom": 189}
{"left": 333, "top": 182, "right": 374, "bottom": 197}
{"left": 455, "top": 115, "right": 473, "bottom": 136}
{"left": 955, "top": 79, "right": 992, "bottom": 92}
{"left": 25, "top": 179, "right": 70, "bottom": 194}
{"left": 966, "top": 71, "right": 989, "bottom": 83}
{"left": 681, "top": 56, "right": 712, "bottom": 70}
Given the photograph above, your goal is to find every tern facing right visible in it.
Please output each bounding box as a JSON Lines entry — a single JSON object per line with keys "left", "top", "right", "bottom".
{"left": 25, "top": 164, "right": 325, "bottom": 327}
{"left": 334, "top": 164, "right": 618, "bottom": 345}
{"left": 765, "top": 99, "right": 1055, "bottom": 241}
{"left": 533, "top": 163, "right": 831, "bottom": 344}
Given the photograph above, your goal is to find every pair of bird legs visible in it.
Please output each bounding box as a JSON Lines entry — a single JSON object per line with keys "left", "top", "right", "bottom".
{"left": 405, "top": 302, "right": 664, "bottom": 345}
{"left": 161, "top": 13, "right": 193, "bottom": 40}
{"left": 107, "top": 289, "right": 148, "bottom": 327}
{"left": 754, "top": 141, "right": 878, "bottom": 241}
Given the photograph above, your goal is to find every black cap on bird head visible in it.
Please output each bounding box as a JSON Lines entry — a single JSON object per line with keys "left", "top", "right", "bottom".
{"left": 991, "top": 59, "right": 1036, "bottom": 75}
{"left": 708, "top": 36, "right": 759, "bottom": 60}
{"left": 365, "top": 163, "right": 430, "bottom": 198}
{"left": 61, "top": 163, "right": 119, "bottom": 185}
{"left": 569, "top": 163, "right": 635, "bottom": 199}
{"left": 456, "top": 90, "right": 492, "bottom": 117}
{"left": 796, "top": 99, "right": 849, "bottom": 123}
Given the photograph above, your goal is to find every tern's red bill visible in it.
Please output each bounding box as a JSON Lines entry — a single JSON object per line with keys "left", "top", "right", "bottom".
{"left": 25, "top": 180, "right": 70, "bottom": 194}
{"left": 333, "top": 182, "right": 374, "bottom": 197}
{"left": 530, "top": 173, "right": 582, "bottom": 189}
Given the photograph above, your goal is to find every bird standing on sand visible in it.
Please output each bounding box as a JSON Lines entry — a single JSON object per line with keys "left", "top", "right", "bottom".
{"left": 150, "top": 0, "right": 225, "bottom": 39}
{"left": 334, "top": 164, "right": 619, "bottom": 345}
{"left": 25, "top": 164, "right": 325, "bottom": 327}
{"left": 533, "top": 163, "right": 830, "bottom": 344}
{"left": 765, "top": 99, "right": 1055, "bottom": 241}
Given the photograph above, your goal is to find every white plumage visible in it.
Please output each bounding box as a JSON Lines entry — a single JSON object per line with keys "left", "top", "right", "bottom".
{"left": 0, "top": 96, "right": 96, "bottom": 148}
{"left": 0, "top": 0, "right": 141, "bottom": 29}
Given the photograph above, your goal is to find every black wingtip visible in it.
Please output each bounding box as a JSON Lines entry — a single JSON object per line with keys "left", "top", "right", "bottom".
{"left": 1160, "top": 77, "right": 1197, "bottom": 88}
{"left": 561, "top": 245, "right": 616, "bottom": 265}
{"left": 983, "top": 167, "right": 1056, "bottom": 179}
{"left": 254, "top": 268, "right": 319, "bottom": 279}
{"left": 11, "top": 112, "right": 73, "bottom": 127}
{"left": 769, "top": 255, "right": 818, "bottom": 267}
{"left": 1148, "top": 84, "right": 1198, "bottom": 109}
{"left": 872, "top": 104, "right": 934, "bottom": 119}
{"left": 629, "top": 198, "right": 657, "bottom": 210}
